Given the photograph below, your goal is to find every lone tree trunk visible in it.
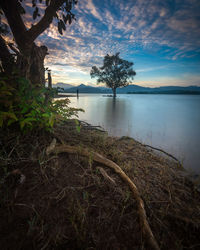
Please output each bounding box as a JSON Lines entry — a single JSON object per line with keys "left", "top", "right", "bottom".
{"left": 113, "top": 87, "right": 117, "bottom": 98}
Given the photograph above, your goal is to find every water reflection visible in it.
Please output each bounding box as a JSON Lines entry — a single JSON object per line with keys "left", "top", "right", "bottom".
{"left": 103, "top": 97, "right": 128, "bottom": 136}
{"left": 69, "top": 94, "right": 200, "bottom": 174}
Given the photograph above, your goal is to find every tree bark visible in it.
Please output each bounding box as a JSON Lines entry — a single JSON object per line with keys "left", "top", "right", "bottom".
{"left": 0, "top": 35, "right": 14, "bottom": 74}
{"left": 15, "top": 43, "right": 48, "bottom": 86}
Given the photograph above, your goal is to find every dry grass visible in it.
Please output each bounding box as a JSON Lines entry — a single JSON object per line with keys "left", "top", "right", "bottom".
{"left": 0, "top": 120, "right": 200, "bottom": 249}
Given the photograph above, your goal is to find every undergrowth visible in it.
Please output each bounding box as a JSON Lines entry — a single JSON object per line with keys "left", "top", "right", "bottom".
{"left": 0, "top": 73, "right": 83, "bottom": 132}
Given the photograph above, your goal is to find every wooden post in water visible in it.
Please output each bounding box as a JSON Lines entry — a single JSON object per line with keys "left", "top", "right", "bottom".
{"left": 48, "top": 70, "right": 52, "bottom": 89}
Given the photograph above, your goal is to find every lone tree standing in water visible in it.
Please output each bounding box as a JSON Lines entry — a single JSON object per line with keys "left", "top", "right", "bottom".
{"left": 90, "top": 52, "right": 136, "bottom": 97}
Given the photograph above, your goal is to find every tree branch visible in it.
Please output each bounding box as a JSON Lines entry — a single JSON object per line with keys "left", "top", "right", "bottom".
{"left": 26, "top": 0, "right": 65, "bottom": 43}
{"left": 8, "top": 43, "right": 20, "bottom": 55}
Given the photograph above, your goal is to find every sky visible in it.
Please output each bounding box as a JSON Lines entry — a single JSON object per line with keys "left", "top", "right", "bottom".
{"left": 17, "top": 0, "right": 200, "bottom": 87}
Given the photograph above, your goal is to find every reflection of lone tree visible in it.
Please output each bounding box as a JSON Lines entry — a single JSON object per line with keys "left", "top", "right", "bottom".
{"left": 90, "top": 52, "right": 136, "bottom": 97}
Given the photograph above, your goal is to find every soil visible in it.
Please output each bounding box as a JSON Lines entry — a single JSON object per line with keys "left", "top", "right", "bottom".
{"left": 0, "top": 120, "right": 200, "bottom": 250}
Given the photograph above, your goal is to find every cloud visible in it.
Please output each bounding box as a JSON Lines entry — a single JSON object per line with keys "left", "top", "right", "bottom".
{"left": 79, "top": 0, "right": 103, "bottom": 21}
{"left": 8, "top": 0, "right": 198, "bottom": 85}
{"left": 137, "top": 65, "right": 170, "bottom": 73}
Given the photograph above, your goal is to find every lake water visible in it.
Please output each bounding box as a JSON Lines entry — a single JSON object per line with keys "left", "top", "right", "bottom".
{"left": 68, "top": 94, "right": 200, "bottom": 174}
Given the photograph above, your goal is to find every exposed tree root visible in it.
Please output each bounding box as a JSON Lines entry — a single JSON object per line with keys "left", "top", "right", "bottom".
{"left": 48, "top": 143, "right": 160, "bottom": 250}
{"left": 79, "top": 120, "right": 106, "bottom": 132}
{"left": 143, "top": 144, "right": 180, "bottom": 163}
{"left": 97, "top": 167, "right": 117, "bottom": 186}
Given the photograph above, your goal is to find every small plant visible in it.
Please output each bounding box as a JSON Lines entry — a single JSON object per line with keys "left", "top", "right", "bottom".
{"left": 0, "top": 74, "right": 84, "bottom": 132}
{"left": 52, "top": 99, "right": 84, "bottom": 121}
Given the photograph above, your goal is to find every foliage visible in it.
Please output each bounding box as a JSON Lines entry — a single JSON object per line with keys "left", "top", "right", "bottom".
{"left": 53, "top": 98, "right": 84, "bottom": 121}
{"left": 0, "top": 0, "right": 78, "bottom": 38}
{"left": 90, "top": 52, "right": 136, "bottom": 97}
{"left": 0, "top": 74, "right": 83, "bottom": 131}
{"left": 20, "top": 0, "right": 77, "bottom": 35}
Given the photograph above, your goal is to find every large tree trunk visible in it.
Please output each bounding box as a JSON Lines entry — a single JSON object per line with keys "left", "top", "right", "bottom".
{"left": 17, "top": 43, "right": 48, "bottom": 86}
{"left": 113, "top": 87, "right": 117, "bottom": 98}
{"left": 0, "top": 33, "right": 48, "bottom": 86}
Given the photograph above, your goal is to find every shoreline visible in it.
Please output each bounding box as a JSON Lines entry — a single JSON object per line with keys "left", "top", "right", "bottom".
{"left": 79, "top": 119, "right": 200, "bottom": 193}
{"left": 1, "top": 120, "right": 200, "bottom": 249}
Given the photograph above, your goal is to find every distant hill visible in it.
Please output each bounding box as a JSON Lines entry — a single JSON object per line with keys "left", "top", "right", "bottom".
{"left": 64, "top": 84, "right": 111, "bottom": 93}
{"left": 117, "top": 84, "right": 151, "bottom": 93}
{"left": 53, "top": 82, "right": 74, "bottom": 89}
{"left": 63, "top": 84, "right": 200, "bottom": 94}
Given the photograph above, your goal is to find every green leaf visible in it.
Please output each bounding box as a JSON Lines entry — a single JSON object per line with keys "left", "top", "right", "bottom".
{"left": 7, "top": 119, "right": 16, "bottom": 126}
{"left": 60, "top": 20, "right": 66, "bottom": 31}
{"left": 19, "top": 120, "right": 24, "bottom": 129}
{"left": 32, "top": 0, "right": 36, "bottom": 7}
{"left": 2, "top": 112, "right": 18, "bottom": 121}
{"left": 69, "top": 15, "right": 72, "bottom": 25}
{"left": 66, "top": 14, "right": 72, "bottom": 25}
{"left": 42, "top": 113, "right": 50, "bottom": 118}
{"left": 20, "top": 117, "right": 36, "bottom": 130}
{"left": 76, "top": 125, "right": 81, "bottom": 133}
{"left": 17, "top": 2, "right": 26, "bottom": 14}
{"left": 21, "top": 106, "right": 29, "bottom": 114}
{"left": 45, "top": 0, "right": 50, "bottom": 6}
{"left": 75, "top": 119, "right": 79, "bottom": 125}
{"left": 63, "top": 14, "right": 67, "bottom": 24}
{"left": 49, "top": 114, "right": 55, "bottom": 127}
{"left": 25, "top": 110, "right": 37, "bottom": 117}
{"left": 24, "top": 117, "right": 37, "bottom": 123}
{"left": 57, "top": 21, "right": 63, "bottom": 35}
{"left": 33, "top": 7, "right": 38, "bottom": 20}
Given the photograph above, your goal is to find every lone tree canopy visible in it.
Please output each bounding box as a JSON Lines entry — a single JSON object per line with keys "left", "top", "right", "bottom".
{"left": 0, "top": 0, "right": 77, "bottom": 86}
{"left": 90, "top": 52, "right": 136, "bottom": 97}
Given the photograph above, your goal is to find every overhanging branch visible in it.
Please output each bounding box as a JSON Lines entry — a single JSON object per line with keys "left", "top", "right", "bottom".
{"left": 27, "top": 0, "right": 65, "bottom": 43}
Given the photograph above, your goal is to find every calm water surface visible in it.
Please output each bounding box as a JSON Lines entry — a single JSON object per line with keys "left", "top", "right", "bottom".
{"left": 68, "top": 94, "right": 200, "bottom": 174}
